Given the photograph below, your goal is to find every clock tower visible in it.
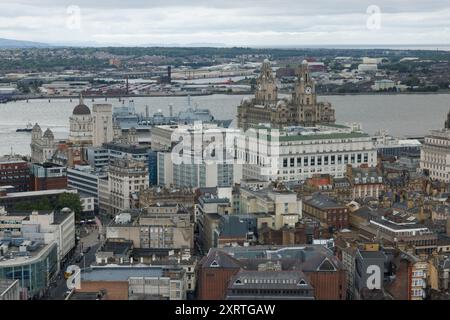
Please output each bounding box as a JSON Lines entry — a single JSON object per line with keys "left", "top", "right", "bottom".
{"left": 294, "top": 60, "right": 318, "bottom": 126}
{"left": 254, "top": 59, "right": 278, "bottom": 105}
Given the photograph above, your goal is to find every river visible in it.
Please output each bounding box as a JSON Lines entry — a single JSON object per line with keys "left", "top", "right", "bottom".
{"left": 0, "top": 93, "right": 449, "bottom": 156}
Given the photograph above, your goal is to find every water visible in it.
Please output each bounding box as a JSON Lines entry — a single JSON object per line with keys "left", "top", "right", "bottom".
{"left": 1, "top": 93, "right": 449, "bottom": 156}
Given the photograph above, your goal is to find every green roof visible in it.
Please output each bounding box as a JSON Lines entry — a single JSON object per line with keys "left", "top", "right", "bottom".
{"left": 278, "top": 132, "right": 370, "bottom": 141}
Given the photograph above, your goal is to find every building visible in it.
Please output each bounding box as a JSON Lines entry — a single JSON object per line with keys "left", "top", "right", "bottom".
{"left": 371, "top": 79, "right": 396, "bottom": 91}
{"left": 92, "top": 103, "right": 114, "bottom": 147}
{"left": 108, "top": 158, "right": 149, "bottom": 214}
{"left": 68, "top": 95, "right": 93, "bottom": 145}
{"left": 106, "top": 206, "right": 194, "bottom": 251}
{"left": 0, "top": 157, "right": 31, "bottom": 192}
{"left": 374, "top": 134, "right": 421, "bottom": 158}
{"left": 237, "top": 60, "right": 335, "bottom": 131}
{"left": 139, "top": 204, "right": 194, "bottom": 250}
{"left": 420, "top": 110, "right": 450, "bottom": 182}
{"left": 237, "top": 123, "right": 377, "bottom": 183}
{"left": 0, "top": 241, "right": 58, "bottom": 299}
{"left": 0, "top": 279, "right": 20, "bottom": 300}
{"left": 138, "top": 187, "right": 196, "bottom": 210}
{"left": 30, "top": 162, "right": 67, "bottom": 191}
{"left": 30, "top": 124, "right": 57, "bottom": 164}
{"left": 78, "top": 266, "right": 187, "bottom": 300}
{"left": 85, "top": 146, "right": 109, "bottom": 169}
{"left": 197, "top": 245, "right": 347, "bottom": 300}
{"left": 0, "top": 188, "right": 78, "bottom": 211}
{"left": 19, "top": 208, "right": 76, "bottom": 267}
{"left": 359, "top": 212, "right": 438, "bottom": 254}
{"left": 225, "top": 270, "right": 315, "bottom": 300}
{"left": 354, "top": 249, "right": 386, "bottom": 300}
{"left": 302, "top": 194, "right": 349, "bottom": 230}
{"left": 346, "top": 165, "right": 384, "bottom": 200}
{"left": 154, "top": 123, "right": 242, "bottom": 188}
{"left": 238, "top": 183, "right": 302, "bottom": 230}
{"left": 67, "top": 165, "right": 107, "bottom": 211}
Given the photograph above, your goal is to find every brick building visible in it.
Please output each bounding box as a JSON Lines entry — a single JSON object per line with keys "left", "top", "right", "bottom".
{"left": 197, "top": 245, "right": 347, "bottom": 300}
{"left": 0, "top": 158, "right": 31, "bottom": 192}
{"left": 30, "top": 162, "right": 67, "bottom": 191}
{"left": 303, "top": 194, "right": 349, "bottom": 230}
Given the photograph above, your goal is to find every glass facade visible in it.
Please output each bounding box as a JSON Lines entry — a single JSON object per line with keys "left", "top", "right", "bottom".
{"left": 0, "top": 243, "right": 58, "bottom": 299}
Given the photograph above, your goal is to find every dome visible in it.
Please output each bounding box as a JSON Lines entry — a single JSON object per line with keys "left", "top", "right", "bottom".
{"left": 72, "top": 94, "right": 91, "bottom": 115}
{"left": 73, "top": 103, "right": 91, "bottom": 115}
{"left": 43, "top": 128, "right": 54, "bottom": 139}
{"left": 32, "top": 123, "right": 42, "bottom": 132}
{"left": 302, "top": 59, "right": 308, "bottom": 65}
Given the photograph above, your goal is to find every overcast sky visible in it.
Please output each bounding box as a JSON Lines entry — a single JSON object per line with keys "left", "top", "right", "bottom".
{"left": 1, "top": 0, "right": 450, "bottom": 46}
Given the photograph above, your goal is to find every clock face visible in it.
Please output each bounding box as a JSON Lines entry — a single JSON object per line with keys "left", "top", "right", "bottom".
{"left": 305, "top": 86, "right": 312, "bottom": 94}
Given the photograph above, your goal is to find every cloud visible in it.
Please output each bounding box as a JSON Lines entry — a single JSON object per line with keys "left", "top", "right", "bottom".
{"left": 0, "top": 0, "right": 449, "bottom": 46}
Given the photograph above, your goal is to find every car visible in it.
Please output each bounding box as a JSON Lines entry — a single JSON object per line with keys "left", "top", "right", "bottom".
{"left": 75, "top": 255, "right": 83, "bottom": 263}
{"left": 82, "top": 246, "right": 91, "bottom": 254}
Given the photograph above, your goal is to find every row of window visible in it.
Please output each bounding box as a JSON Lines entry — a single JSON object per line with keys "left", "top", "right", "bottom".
{"left": 282, "top": 153, "right": 369, "bottom": 168}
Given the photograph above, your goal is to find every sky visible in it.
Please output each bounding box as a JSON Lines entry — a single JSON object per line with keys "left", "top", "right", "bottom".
{"left": 1, "top": 0, "right": 450, "bottom": 47}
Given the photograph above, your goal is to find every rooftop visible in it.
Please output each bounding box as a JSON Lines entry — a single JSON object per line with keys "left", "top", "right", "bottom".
{"left": 81, "top": 266, "right": 164, "bottom": 282}
{"left": 304, "top": 194, "right": 344, "bottom": 209}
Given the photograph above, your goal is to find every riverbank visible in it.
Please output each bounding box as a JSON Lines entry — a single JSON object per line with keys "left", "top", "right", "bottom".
{"left": 6, "top": 89, "right": 450, "bottom": 102}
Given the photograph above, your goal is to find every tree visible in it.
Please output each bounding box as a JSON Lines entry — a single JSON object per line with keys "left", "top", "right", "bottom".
{"left": 56, "top": 193, "right": 82, "bottom": 220}
{"left": 14, "top": 197, "right": 52, "bottom": 211}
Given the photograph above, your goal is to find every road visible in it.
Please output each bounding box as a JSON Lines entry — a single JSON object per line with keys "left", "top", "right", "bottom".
{"left": 44, "top": 226, "right": 101, "bottom": 300}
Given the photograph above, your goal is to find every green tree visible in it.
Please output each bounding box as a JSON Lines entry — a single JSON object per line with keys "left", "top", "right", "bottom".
{"left": 56, "top": 193, "right": 82, "bottom": 220}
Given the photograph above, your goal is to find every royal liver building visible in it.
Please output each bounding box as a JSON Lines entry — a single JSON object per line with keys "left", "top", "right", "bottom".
{"left": 237, "top": 59, "right": 335, "bottom": 130}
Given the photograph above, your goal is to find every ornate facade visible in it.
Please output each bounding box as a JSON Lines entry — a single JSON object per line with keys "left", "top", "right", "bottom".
{"left": 69, "top": 95, "right": 93, "bottom": 145}
{"left": 30, "top": 124, "right": 57, "bottom": 163}
{"left": 237, "top": 60, "right": 335, "bottom": 130}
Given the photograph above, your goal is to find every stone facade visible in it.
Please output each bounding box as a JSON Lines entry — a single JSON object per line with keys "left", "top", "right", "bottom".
{"left": 237, "top": 59, "right": 335, "bottom": 131}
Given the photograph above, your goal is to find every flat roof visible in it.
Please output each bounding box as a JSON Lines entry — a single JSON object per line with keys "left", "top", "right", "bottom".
{"left": 0, "top": 189, "right": 77, "bottom": 199}
{"left": 81, "top": 266, "right": 164, "bottom": 282}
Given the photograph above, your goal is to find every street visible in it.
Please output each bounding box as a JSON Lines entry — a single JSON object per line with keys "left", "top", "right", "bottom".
{"left": 44, "top": 225, "right": 101, "bottom": 300}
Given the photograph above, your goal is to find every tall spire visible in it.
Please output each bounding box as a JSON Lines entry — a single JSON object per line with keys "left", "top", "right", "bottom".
{"left": 79, "top": 92, "right": 84, "bottom": 105}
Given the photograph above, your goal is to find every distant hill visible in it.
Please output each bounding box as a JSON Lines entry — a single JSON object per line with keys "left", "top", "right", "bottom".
{"left": 0, "top": 38, "right": 51, "bottom": 48}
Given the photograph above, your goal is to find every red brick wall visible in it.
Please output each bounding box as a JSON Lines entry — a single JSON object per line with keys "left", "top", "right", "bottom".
{"left": 197, "top": 268, "right": 240, "bottom": 300}
{"left": 306, "top": 271, "right": 347, "bottom": 300}
{"left": 32, "top": 176, "right": 67, "bottom": 191}
{"left": 78, "top": 281, "right": 129, "bottom": 300}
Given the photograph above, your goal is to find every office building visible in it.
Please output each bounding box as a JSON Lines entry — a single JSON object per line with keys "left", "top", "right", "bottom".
{"left": 237, "top": 123, "right": 377, "bottom": 183}
{"left": 0, "top": 157, "right": 31, "bottom": 192}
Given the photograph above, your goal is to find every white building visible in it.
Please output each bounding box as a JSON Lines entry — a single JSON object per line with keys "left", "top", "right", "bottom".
{"left": 92, "top": 103, "right": 114, "bottom": 147}
{"left": 108, "top": 158, "right": 149, "bottom": 214}
{"left": 237, "top": 124, "right": 377, "bottom": 183}
{"left": 154, "top": 123, "right": 243, "bottom": 188}
{"left": 420, "top": 113, "right": 450, "bottom": 182}
{"left": 20, "top": 208, "right": 75, "bottom": 268}
{"left": 69, "top": 96, "right": 93, "bottom": 145}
